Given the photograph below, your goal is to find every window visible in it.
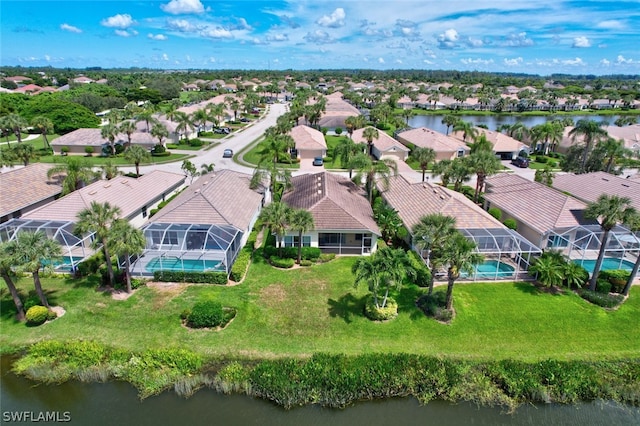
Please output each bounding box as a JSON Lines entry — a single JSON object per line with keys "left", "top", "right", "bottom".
{"left": 355, "top": 233, "right": 363, "bottom": 241}
{"left": 457, "top": 148, "right": 465, "bottom": 158}
{"left": 142, "top": 205, "right": 148, "bottom": 218}
{"left": 163, "top": 232, "right": 178, "bottom": 246}
{"left": 319, "top": 233, "right": 343, "bottom": 246}
{"left": 284, "top": 235, "right": 311, "bottom": 247}
{"left": 547, "top": 235, "right": 569, "bottom": 248}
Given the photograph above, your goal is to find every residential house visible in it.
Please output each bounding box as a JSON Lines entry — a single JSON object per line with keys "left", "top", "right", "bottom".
{"left": 396, "top": 127, "right": 469, "bottom": 161}
{"left": 0, "top": 164, "right": 62, "bottom": 223}
{"left": 351, "top": 127, "right": 409, "bottom": 161}
{"left": 553, "top": 171, "right": 640, "bottom": 211}
{"left": 317, "top": 92, "right": 361, "bottom": 129}
{"left": 290, "top": 125, "right": 327, "bottom": 160}
{"left": 452, "top": 127, "right": 527, "bottom": 160}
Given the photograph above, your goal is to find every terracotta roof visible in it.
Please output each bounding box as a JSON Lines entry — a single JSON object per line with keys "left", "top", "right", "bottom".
{"left": 24, "top": 171, "right": 185, "bottom": 222}
{"left": 14, "top": 84, "right": 42, "bottom": 93}
{"left": 552, "top": 171, "right": 640, "bottom": 211}
{"left": 317, "top": 92, "right": 360, "bottom": 128}
{"left": 397, "top": 127, "right": 469, "bottom": 153}
{"left": 484, "top": 174, "right": 589, "bottom": 234}
{"left": 291, "top": 125, "right": 327, "bottom": 150}
{"left": 381, "top": 175, "right": 504, "bottom": 231}
{"left": 282, "top": 172, "right": 380, "bottom": 234}
{"left": 150, "top": 170, "right": 263, "bottom": 231}
{"left": 456, "top": 128, "right": 526, "bottom": 152}
{"left": 0, "top": 164, "right": 62, "bottom": 218}
{"left": 352, "top": 127, "right": 409, "bottom": 153}
{"left": 604, "top": 124, "right": 640, "bottom": 151}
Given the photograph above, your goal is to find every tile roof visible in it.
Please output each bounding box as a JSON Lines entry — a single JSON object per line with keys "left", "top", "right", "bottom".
{"left": 484, "top": 174, "right": 589, "bottom": 234}
{"left": 381, "top": 175, "right": 504, "bottom": 231}
{"left": 352, "top": 127, "right": 409, "bottom": 153}
{"left": 397, "top": 127, "right": 469, "bottom": 153}
{"left": 604, "top": 124, "right": 640, "bottom": 151}
{"left": 456, "top": 128, "right": 526, "bottom": 152}
{"left": 24, "top": 170, "right": 185, "bottom": 222}
{"left": 0, "top": 164, "right": 62, "bottom": 218}
{"left": 282, "top": 172, "right": 380, "bottom": 234}
{"left": 150, "top": 170, "right": 263, "bottom": 231}
{"left": 291, "top": 125, "right": 327, "bottom": 150}
{"left": 552, "top": 171, "right": 640, "bottom": 211}
{"left": 51, "top": 128, "right": 105, "bottom": 147}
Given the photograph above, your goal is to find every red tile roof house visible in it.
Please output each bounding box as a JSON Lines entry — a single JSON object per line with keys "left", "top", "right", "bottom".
{"left": 396, "top": 127, "right": 469, "bottom": 162}
{"left": 316, "top": 92, "right": 360, "bottom": 130}
{"left": 451, "top": 127, "right": 527, "bottom": 160}
{"left": 352, "top": 127, "right": 410, "bottom": 162}
{"left": 290, "top": 125, "right": 327, "bottom": 160}
{"left": 379, "top": 175, "right": 541, "bottom": 280}
{"left": 132, "top": 170, "right": 266, "bottom": 277}
{"left": 282, "top": 172, "right": 380, "bottom": 255}
{"left": 552, "top": 171, "right": 640, "bottom": 211}
{"left": 0, "top": 164, "right": 62, "bottom": 223}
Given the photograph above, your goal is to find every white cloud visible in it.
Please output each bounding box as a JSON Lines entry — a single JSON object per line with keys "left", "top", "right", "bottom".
{"left": 44, "top": 55, "right": 51, "bottom": 61}
{"left": 162, "top": 53, "right": 169, "bottom": 61}
{"left": 160, "top": 0, "right": 206, "bottom": 15}
{"left": 461, "top": 58, "right": 494, "bottom": 65}
{"left": 60, "top": 23, "right": 82, "bottom": 33}
{"left": 504, "top": 57, "right": 523, "bottom": 66}
{"left": 616, "top": 55, "right": 637, "bottom": 64}
{"left": 502, "top": 32, "right": 534, "bottom": 47}
{"left": 572, "top": 36, "right": 591, "bottom": 48}
{"left": 101, "top": 14, "right": 135, "bottom": 29}
{"left": 600, "top": 59, "right": 610, "bottom": 66}
{"left": 115, "top": 29, "right": 137, "bottom": 37}
{"left": 423, "top": 59, "right": 434, "bottom": 64}
{"left": 317, "top": 8, "right": 346, "bottom": 28}
{"left": 209, "top": 57, "right": 216, "bottom": 63}
{"left": 562, "top": 57, "right": 585, "bottom": 66}
{"left": 597, "top": 20, "right": 625, "bottom": 30}
{"left": 395, "top": 59, "right": 403, "bottom": 64}
{"left": 266, "top": 33, "right": 288, "bottom": 42}
{"left": 438, "top": 28, "right": 459, "bottom": 49}
{"left": 230, "top": 18, "right": 252, "bottom": 31}
{"left": 166, "top": 18, "right": 198, "bottom": 32}
{"left": 303, "top": 30, "right": 334, "bottom": 44}
{"left": 466, "top": 37, "right": 483, "bottom": 48}
{"left": 378, "top": 57, "right": 385, "bottom": 64}
{"left": 200, "top": 27, "right": 233, "bottom": 39}
{"left": 251, "top": 38, "right": 267, "bottom": 45}
{"left": 148, "top": 33, "right": 168, "bottom": 40}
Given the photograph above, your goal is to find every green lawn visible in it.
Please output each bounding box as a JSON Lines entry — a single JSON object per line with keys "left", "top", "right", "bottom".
{"left": 37, "top": 152, "right": 190, "bottom": 166}
{"left": 2, "top": 256, "right": 639, "bottom": 361}
{"left": 242, "top": 140, "right": 300, "bottom": 169}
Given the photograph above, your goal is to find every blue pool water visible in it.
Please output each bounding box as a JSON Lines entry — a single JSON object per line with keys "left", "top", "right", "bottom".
{"left": 573, "top": 258, "right": 635, "bottom": 273}
{"left": 145, "top": 257, "right": 222, "bottom": 272}
{"left": 42, "top": 256, "right": 84, "bottom": 271}
{"left": 462, "top": 260, "right": 515, "bottom": 279}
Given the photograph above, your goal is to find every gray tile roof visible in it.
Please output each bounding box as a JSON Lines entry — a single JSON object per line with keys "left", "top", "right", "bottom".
{"left": 282, "top": 172, "right": 380, "bottom": 234}
{"left": 552, "top": 171, "right": 640, "bottom": 211}
{"left": 150, "top": 170, "right": 263, "bottom": 231}
{"left": 24, "top": 170, "right": 185, "bottom": 222}
{"left": 381, "top": 175, "right": 504, "bottom": 231}
{"left": 0, "top": 164, "right": 62, "bottom": 218}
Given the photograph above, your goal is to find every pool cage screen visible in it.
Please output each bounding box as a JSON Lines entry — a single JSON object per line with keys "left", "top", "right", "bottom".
{"left": 130, "top": 222, "right": 243, "bottom": 276}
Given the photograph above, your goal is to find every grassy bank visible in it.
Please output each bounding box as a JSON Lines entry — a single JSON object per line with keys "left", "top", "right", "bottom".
{"left": 2, "top": 257, "right": 639, "bottom": 360}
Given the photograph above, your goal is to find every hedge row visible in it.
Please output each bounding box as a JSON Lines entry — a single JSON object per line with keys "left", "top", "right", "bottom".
{"left": 230, "top": 230, "right": 258, "bottom": 282}
{"left": 263, "top": 245, "right": 322, "bottom": 261}
{"left": 153, "top": 270, "right": 227, "bottom": 284}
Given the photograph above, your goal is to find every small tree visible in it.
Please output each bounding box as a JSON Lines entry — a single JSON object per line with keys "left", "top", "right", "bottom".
{"left": 287, "top": 209, "right": 315, "bottom": 264}
{"left": 85, "top": 146, "right": 95, "bottom": 156}
{"left": 439, "top": 231, "right": 484, "bottom": 310}
{"left": 410, "top": 147, "right": 436, "bottom": 182}
{"left": 109, "top": 220, "right": 146, "bottom": 293}
{"left": 0, "top": 241, "right": 26, "bottom": 321}
{"left": 258, "top": 202, "right": 292, "bottom": 257}
{"left": 181, "top": 159, "right": 199, "bottom": 184}
{"left": 124, "top": 145, "right": 151, "bottom": 177}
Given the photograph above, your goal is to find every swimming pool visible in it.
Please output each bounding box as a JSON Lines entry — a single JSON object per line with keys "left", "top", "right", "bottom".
{"left": 42, "top": 256, "right": 84, "bottom": 271}
{"left": 462, "top": 260, "right": 515, "bottom": 279}
{"left": 572, "top": 258, "right": 635, "bottom": 273}
{"left": 145, "top": 257, "right": 222, "bottom": 272}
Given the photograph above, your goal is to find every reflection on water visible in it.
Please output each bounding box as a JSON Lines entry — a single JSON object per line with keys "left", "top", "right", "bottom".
{"left": 1, "top": 356, "right": 638, "bottom": 426}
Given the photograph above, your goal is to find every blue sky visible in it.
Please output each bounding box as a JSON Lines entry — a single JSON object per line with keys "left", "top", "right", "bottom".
{"left": 1, "top": 0, "right": 639, "bottom": 75}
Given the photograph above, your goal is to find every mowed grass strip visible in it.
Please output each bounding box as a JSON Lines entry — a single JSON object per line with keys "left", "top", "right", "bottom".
{"left": 1, "top": 257, "right": 639, "bottom": 360}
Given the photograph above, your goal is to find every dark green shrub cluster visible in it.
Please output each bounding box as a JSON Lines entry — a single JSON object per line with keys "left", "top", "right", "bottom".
{"left": 503, "top": 218, "right": 517, "bottom": 230}
{"left": 598, "top": 269, "right": 630, "bottom": 293}
{"left": 166, "top": 143, "right": 179, "bottom": 149}
{"left": 596, "top": 279, "right": 612, "bottom": 294}
{"left": 230, "top": 230, "right": 258, "bottom": 282}
{"left": 300, "top": 260, "right": 313, "bottom": 266}
{"left": 535, "top": 155, "right": 548, "bottom": 163}
{"left": 407, "top": 250, "right": 432, "bottom": 287}
{"left": 186, "top": 300, "right": 225, "bottom": 328}
{"left": 578, "top": 289, "right": 624, "bottom": 308}
{"left": 318, "top": 253, "right": 336, "bottom": 263}
{"left": 75, "top": 251, "right": 104, "bottom": 276}
{"left": 25, "top": 306, "right": 50, "bottom": 326}
{"left": 188, "top": 138, "right": 204, "bottom": 147}
{"left": 416, "top": 291, "right": 452, "bottom": 322}
{"left": 488, "top": 207, "right": 502, "bottom": 220}
{"left": 364, "top": 296, "right": 398, "bottom": 321}
{"left": 269, "top": 256, "right": 295, "bottom": 269}
{"left": 153, "top": 270, "right": 228, "bottom": 284}
{"left": 152, "top": 151, "right": 171, "bottom": 157}
{"left": 151, "top": 144, "right": 166, "bottom": 154}
{"left": 263, "top": 245, "right": 321, "bottom": 262}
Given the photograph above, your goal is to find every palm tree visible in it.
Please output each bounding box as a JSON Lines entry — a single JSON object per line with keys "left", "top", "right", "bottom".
{"left": 251, "top": 162, "right": 292, "bottom": 202}
{"left": 409, "top": 147, "right": 436, "bottom": 182}
{"left": 11, "top": 144, "right": 38, "bottom": 166}
{"left": 118, "top": 121, "right": 137, "bottom": 148}
{"left": 135, "top": 108, "right": 158, "bottom": 133}
{"left": 47, "top": 156, "right": 98, "bottom": 195}
{"left": 124, "top": 145, "right": 151, "bottom": 177}
{"left": 373, "top": 202, "right": 403, "bottom": 244}
{"left": 0, "top": 241, "right": 26, "bottom": 321}
{"left": 584, "top": 195, "right": 638, "bottom": 291}
{"left": 75, "top": 201, "right": 122, "bottom": 287}
{"left": 3, "top": 113, "right": 28, "bottom": 144}
{"left": 5, "top": 231, "right": 61, "bottom": 308}
{"left": 352, "top": 255, "right": 383, "bottom": 307}
{"left": 453, "top": 121, "right": 478, "bottom": 143}
{"left": 350, "top": 153, "right": 397, "bottom": 203}
{"left": 150, "top": 124, "right": 169, "bottom": 146}
{"left": 412, "top": 213, "right": 459, "bottom": 290}
{"left": 333, "top": 137, "right": 365, "bottom": 177}
{"left": 622, "top": 216, "right": 640, "bottom": 297}
{"left": 529, "top": 254, "right": 565, "bottom": 289}
{"left": 258, "top": 202, "right": 292, "bottom": 257}
{"left": 31, "top": 116, "right": 54, "bottom": 150}
{"left": 441, "top": 115, "right": 460, "bottom": 136}
{"left": 465, "top": 150, "right": 501, "bottom": 203}
{"left": 174, "top": 111, "right": 194, "bottom": 142}
{"left": 200, "top": 162, "right": 215, "bottom": 175}
{"left": 439, "top": 231, "right": 484, "bottom": 310}
{"left": 569, "top": 119, "right": 608, "bottom": 173}
{"left": 287, "top": 209, "right": 315, "bottom": 264}
{"left": 101, "top": 160, "right": 120, "bottom": 180}
{"left": 100, "top": 123, "right": 119, "bottom": 156}
{"left": 599, "top": 138, "right": 629, "bottom": 173}
{"left": 226, "top": 96, "right": 241, "bottom": 121}
{"left": 530, "top": 122, "right": 562, "bottom": 154}
{"left": 191, "top": 109, "right": 210, "bottom": 133}
{"left": 344, "top": 115, "right": 365, "bottom": 138}
{"left": 534, "top": 165, "right": 555, "bottom": 187}
{"left": 109, "top": 220, "right": 146, "bottom": 293}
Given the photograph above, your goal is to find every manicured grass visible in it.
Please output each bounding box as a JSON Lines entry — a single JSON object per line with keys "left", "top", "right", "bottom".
{"left": 2, "top": 257, "right": 639, "bottom": 361}
{"left": 37, "top": 152, "right": 190, "bottom": 166}
{"left": 242, "top": 140, "right": 299, "bottom": 169}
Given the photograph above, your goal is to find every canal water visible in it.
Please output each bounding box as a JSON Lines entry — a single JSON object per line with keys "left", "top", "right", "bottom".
{"left": 2, "top": 357, "right": 638, "bottom": 426}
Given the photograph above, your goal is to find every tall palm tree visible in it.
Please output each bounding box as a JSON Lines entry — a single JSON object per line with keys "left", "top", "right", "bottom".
{"left": 465, "top": 150, "right": 501, "bottom": 203}
{"left": 441, "top": 116, "right": 460, "bottom": 136}
{"left": 350, "top": 153, "right": 397, "bottom": 203}
{"left": 174, "top": 111, "right": 194, "bottom": 142}
{"left": 75, "top": 201, "right": 122, "bottom": 287}
{"left": 226, "top": 96, "right": 241, "bottom": 121}
{"left": 258, "top": 202, "right": 292, "bottom": 257}
{"left": 599, "top": 138, "right": 629, "bottom": 173}
{"left": 568, "top": 119, "right": 608, "bottom": 173}
{"left": 124, "top": 145, "right": 151, "bottom": 177}
{"left": 31, "top": 116, "right": 54, "bottom": 150}
{"left": 100, "top": 123, "right": 119, "bottom": 156}
{"left": 452, "top": 121, "right": 478, "bottom": 143}
{"left": 352, "top": 255, "right": 383, "bottom": 307}
{"left": 333, "top": 137, "right": 365, "bottom": 177}
{"left": 135, "top": 107, "right": 158, "bottom": 133}
{"left": 3, "top": 113, "right": 28, "bottom": 144}
{"left": 411, "top": 214, "right": 457, "bottom": 295}
{"left": 101, "top": 160, "right": 120, "bottom": 180}
{"left": 530, "top": 122, "right": 563, "bottom": 154}
{"left": 584, "top": 195, "right": 638, "bottom": 291}
{"left": 5, "top": 231, "right": 61, "bottom": 308}
{"left": 12, "top": 144, "right": 38, "bottom": 166}
{"left": 374, "top": 248, "right": 415, "bottom": 308}
{"left": 150, "top": 124, "right": 169, "bottom": 146}
{"left": 439, "top": 231, "right": 484, "bottom": 310}
{"left": 191, "top": 109, "right": 210, "bottom": 133}
{"left": 344, "top": 115, "right": 365, "bottom": 138}
{"left": 287, "top": 208, "right": 315, "bottom": 264}
{"left": 109, "top": 220, "right": 146, "bottom": 293}
{"left": 47, "top": 156, "right": 98, "bottom": 195}
{"left": 410, "top": 147, "right": 436, "bottom": 182}
{"left": 118, "top": 121, "right": 137, "bottom": 148}
{"left": 0, "top": 241, "right": 26, "bottom": 321}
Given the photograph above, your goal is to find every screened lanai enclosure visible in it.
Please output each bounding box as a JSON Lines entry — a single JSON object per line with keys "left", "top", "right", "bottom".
{"left": 129, "top": 222, "right": 244, "bottom": 276}
{"left": 0, "top": 219, "right": 95, "bottom": 272}
{"left": 545, "top": 224, "right": 640, "bottom": 277}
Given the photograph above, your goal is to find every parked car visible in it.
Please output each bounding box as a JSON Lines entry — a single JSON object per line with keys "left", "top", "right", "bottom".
{"left": 240, "top": 118, "right": 250, "bottom": 123}
{"left": 214, "top": 127, "right": 231, "bottom": 134}
{"left": 511, "top": 156, "right": 529, "bottom": 168}
{"left": 312, "top": 157, "right": 324, "bottom": 166}
{"left": 223, "top": 149, "right": 233, "bottom": 158}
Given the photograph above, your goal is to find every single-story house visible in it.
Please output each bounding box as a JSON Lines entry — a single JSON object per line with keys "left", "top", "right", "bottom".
{"left": 552, "top": 171, "right": 640, "bottom": 212}
{"left": 317, "top": 92, "right": 360, "bottom": 130}
{"left": 604, "top": 124, "right": 640, "bottom": 154}
{"left": 352, "top": 127, "right": 410, "bottom": 161}
{"left": 290, "top": 125, "right": 327, "bottom": 159}
{"left": 396, "top": 127, "right": 469, "bottom": 161}
{"left": 0, "top": 164, "right": 62, "bottom": 223}
{"left": 132, "top": 170, "right": 266, "bottom": 276}
{"left": 453, "top": 128, "right": 527, "bottom": 160}
{"left": 282, "top": 172, "right": 380, "bottom": 255}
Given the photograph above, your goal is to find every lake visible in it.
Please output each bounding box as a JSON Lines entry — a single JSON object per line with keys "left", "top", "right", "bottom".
{"left": 2, "top": 356, "right": 638, "bottom": 426}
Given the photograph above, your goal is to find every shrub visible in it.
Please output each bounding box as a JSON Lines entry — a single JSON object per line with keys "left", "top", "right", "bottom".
{"left": 596, "top": 279, "right": 612, "bottom": 294}
{"left": 300, "top": 260, "right": 313, "bottom": 267}
{"left": 166, "top": 143, "right": 179, "bottom": 149}
{"left": 503, "top": 218, "right": 517, "bottom": 230}
{"left": 189, "top": 138, "right": 204, "bottom": 147}
{"left": 153, "top": 271, "right": 228, "bottom": 284}
{"left": 47, "top": 310, "right": 58, "bottom": 321}
{"left": 579, "top": 289, "right": 624, "bottom": 308}
{"left": 84, "top": 146, "right": 94, "bottom": 156}
{"left": 269, "top": 256, "right": 295, "bottom": 269}
{"left": 180, "top": 309, "right": 191, "bottom": 320}
{"left": 152, "top": 151, "right": 171, "bottom": 157}
{"left": 334, "top": 127, "right": 343, "bottom": 135}
{"left": 488, "top": 207, "right": 502, "bottom": 220}
{"left": 152, "top": 144, "right": 166, "bottom": 154}
{"left": 407, "top": 250, "right": 431, "bottom": 287}
{"left": 75, "top": 251, "right": 104, "bottom": 276}
{"left": 536, "top": 156, "right": 548, "bottom": 164}
{"left": 321, "top": 127, "right": 328, "bottom": 135}
{"left": 60, "top": 146, "right": 70, "bottom": 155}
{"left": 187, "top": 300, "right": 225, "bottom": 328}
{"left": 364, "top": 295, "right": 398, "bottom": 321}
{"left": 230, "top": 249, "right": 252, "bottom": 282}
{"left": 416, "top": 291, "right": 452, "bottom": 322}
{"left": 301, "top": 247, "right": 322, "bottom": 261}
{"left": 600, "top": 269, "right": 630, "bottom": 293}
{"left": 25, "top": 306, "right": 50, "bottom": 326}
{"left": 318, "top": 253, "right": 336, "bottom": 263}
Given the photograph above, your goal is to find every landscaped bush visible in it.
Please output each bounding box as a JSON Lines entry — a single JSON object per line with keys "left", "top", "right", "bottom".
{"left": 25, "top": 306, "right": 50, "bottom": 326}
{"left": 153, "top": 270, "right": 228, "bottom": 284}
{"left": 596, "top": 279, "right": 612, "bottom": 294}
{"left": 75, "top": 251, "right": 104, "bottom": 276}
{"left": 152, "top": 151, "right": 171, "bottom": 157}
{"left": 186, "top": 300, "right": 225, "bottom": 328}
{"left": 166, "top": 143, "right": 179, "bottom": 149}
{"left": 263, "top": 245, "right": 321, "bottom": 262}
{"left": 188, "top": 138, "right": 204, "bottom": 147}
{"left": 300, "top": 260, "right": 313, "bottom": 266}
{"left": 535, "top": 155, "right": 548, "bottom": 164}
{"left": 599, "top": 269, "right": 630, "bottom": 293}
{"left": 364, "top": 295, "right": 398, "bottom": 321}
{"left": 230, "top": 249, "right": 251, "bottom": 282}
{"left": 416, "top": 291, "right": 452, "bottom": 322}
{"left": 488, "top": 207, "right": 502, "bottom": 220}
{"left": 407, "top": 250, "right": 431, "bottom": 287}
{"left": 503, "top": 218, "right": 517, "bottom": 230}
{"left": 578, "top": 289, "right": 624, "bottom": 308}
{"left": 318, "top": 253, "right": 336, "bottom": 263}
{"left": 269, "top": 256, "right": 295, "bottom": 269}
